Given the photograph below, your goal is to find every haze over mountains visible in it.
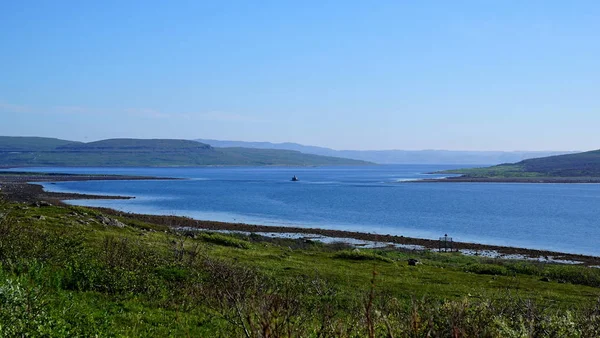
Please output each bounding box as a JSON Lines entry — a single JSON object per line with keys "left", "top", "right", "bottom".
{"left": 196, "top": 139, "right": 576, "bottom": 165}
{"left": 0, "top": 136, "right": 580, "bottom": 167}
{"left": 0, "top": 137, "right": 369, "bottom": 167}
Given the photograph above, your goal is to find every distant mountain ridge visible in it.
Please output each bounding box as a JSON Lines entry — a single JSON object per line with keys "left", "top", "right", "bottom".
{"left": 57, "top": 139, "right": 212, "bottom": 152}
{"left": 196, "top": 139, "right": 575, "bottom": 165}
{"left": 0, "top": 137, "right": 370, "bottom": 167}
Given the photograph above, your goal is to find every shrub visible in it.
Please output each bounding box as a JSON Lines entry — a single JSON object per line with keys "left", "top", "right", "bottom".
{"left": 199, "top": 233, "right": 250, "bottom": 249}
{"left": 505, "top": 261, "right": 543, "bottom": 276}
{"left": 0, "top": 278, "right": 68, "bottom": 336}
{"left": 155, "top": 266, "right": 190, "bottom": 283}
{"left": 333, "top": 250, "right": 393, "bottom": 263}
{"left": 545, "top": 265, "right": 600, "bottom": 287}
{"left": 466, "top": 263, "right": 509, "bottom": 276}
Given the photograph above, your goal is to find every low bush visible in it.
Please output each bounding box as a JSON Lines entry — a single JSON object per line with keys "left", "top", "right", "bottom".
{"left": 334, "top": 250, "right": 393, "bottom": 263}
{"left": 545, "top": 265, "right": 600, "bottom": 287}
{"left": 0, "top": 278, "right": 68, "bottom": 336}
{"left": 2, "top": 200, "right": 600, "bottom": 336}
{"left": 505, "top": 261, "right": 544, "bottom": 276}
{"left": 466, "top": 263, "right": 509, "bottom": 276}
{"left": 198, "top": 232, "right": 250, "bottom": 249}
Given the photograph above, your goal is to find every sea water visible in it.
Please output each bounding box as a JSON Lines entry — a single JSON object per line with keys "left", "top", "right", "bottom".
{"left": 8, "top": 165, "right": 600, "bottom": 256}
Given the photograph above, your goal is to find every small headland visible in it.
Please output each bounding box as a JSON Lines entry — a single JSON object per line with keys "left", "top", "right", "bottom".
{"left": 0, "top": 171, "right": 176, "bottom": 203}
{"left": 410, "top": 176, "right": 600, "bottom": 183}
{"left": 421, "top": 149, "right": 600, "bottom": 183}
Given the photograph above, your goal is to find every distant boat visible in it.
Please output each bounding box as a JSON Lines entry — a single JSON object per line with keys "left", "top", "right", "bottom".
{"left": 291, "top": 175, "right": 299, "bottom": 182}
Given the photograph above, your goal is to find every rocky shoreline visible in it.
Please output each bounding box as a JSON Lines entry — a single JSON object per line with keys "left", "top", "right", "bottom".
{"left": 2, "top": 172, "right": 600, "bottom": 265}
{"left": 95, "top": 208, "right": 600, "bottom": 265}
{"left": 0, "top": 172, "right": 173, "bottom": 203}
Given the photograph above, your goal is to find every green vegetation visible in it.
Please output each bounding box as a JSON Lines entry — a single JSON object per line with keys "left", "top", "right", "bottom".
{"left": 442, "top": 149, "right": 600, "bottom": 178}
{"left": 197, "top": 232, "right": 251, "bottom": 249}
{"left": 0, "top": 136, "right": 370, "bottom": 167}
{"left": 442, "top": 164, "right": 539, "bottom": 178}
{"left": 2, "top": 197, "right": 600, "bottom": 336}
{"left": 55, "top": 138, "right": 212, "bottom": 152}
{"left": 0, "top": 136, "right": 79, "bottom": 152}
{"left": 334, "top": 249, "right": 394, "bottom": 263}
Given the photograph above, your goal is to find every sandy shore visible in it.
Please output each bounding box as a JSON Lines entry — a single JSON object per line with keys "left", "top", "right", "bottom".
{"left": 2, "top": 172, "right": 600, "bottom": 265}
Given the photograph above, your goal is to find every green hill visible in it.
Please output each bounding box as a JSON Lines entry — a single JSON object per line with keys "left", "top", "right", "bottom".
{"left": 444, "top": 149, "right": 600, "bottom": 178}
{"left": 0, "top": 137, "right": 371, "bottom": 167}
{"left": 56, "top": 138, "right": 212, "bottom": 152}
{"left": 217, "top": 147, "right": 371, "bottom": 166}
{"left": 0, "top": 136, "right": 80, "bottom": 152}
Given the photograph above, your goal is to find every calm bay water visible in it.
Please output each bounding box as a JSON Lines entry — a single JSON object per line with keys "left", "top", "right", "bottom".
{"left": 10, "top": 165, "right": 600, "bottom": 256}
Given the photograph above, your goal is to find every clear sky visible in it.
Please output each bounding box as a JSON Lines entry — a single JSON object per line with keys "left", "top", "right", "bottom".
{"left": 1, "top": 1, "right": 599, "bottom": 151}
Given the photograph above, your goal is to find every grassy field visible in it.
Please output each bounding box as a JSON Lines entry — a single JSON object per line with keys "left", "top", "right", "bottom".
{"left": 1, "top": 198, "right": 600, "bottom": 336}
{"left": 441, "top": 164, "right": 539, "bottom": 178}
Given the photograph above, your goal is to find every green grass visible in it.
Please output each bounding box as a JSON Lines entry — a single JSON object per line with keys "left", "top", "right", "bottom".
{"left": 442, "top": 149, "right": 600, "bottom": 178}
{"left": 2, "top": 199, "right": 600, "bottom": 336}
{"left": 198, "top": 232, "right": 251, "bottom": 249}
{"left": 333, "top": 249, "right": 394, "bottom": 263}
{"left": 441, "top": 164, "right": 543, "bottom": 178}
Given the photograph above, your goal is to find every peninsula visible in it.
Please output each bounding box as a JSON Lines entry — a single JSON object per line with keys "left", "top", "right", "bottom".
{"left": 432, "top": 148, "right": 600, "bottom": 183}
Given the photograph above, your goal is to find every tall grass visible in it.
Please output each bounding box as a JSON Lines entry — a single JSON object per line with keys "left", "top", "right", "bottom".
{"left": 1, "top": 198, "right": 600, "bottom": 336}
{"left": 334, "top": 250, "right": 394, "bottom": 263}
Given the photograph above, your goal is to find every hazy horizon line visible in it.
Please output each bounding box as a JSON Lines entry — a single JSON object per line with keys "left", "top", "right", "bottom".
{"left": 0, "top": 134, "right": 586, "bottom": 153}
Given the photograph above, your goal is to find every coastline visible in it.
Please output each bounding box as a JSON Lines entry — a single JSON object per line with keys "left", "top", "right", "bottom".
{"left": 2, "top": 173, "right": 600, "bottom": 265}
{"left": 414, "top": 176, "right": 600, "bottom": 183}
{"left": 0, "top": 172, "right": 176, "bottom": 203}
{"left": 93, "top": 207, "right": 600, "bottom": 265}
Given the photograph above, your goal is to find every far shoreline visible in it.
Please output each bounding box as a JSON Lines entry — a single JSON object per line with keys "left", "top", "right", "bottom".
{"left": 413, "top": 176, "right": 600, "bottom": 183}
{"left": 0, "top": 172, "right": 178, "bottom": 203}
{"left": 2, "top": 171, "right": 600, "bottom": 265}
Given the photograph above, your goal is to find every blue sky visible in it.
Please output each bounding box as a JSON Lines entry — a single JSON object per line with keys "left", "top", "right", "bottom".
{"left": 1, "top": 1, "right": 599, "bottom": 151}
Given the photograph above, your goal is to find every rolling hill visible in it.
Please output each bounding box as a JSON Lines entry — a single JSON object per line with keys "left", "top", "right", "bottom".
{"left": 0, "top": 137, "right": 370, "bottom": 167}
{"left": 442, "top": 149, "right": 600, "bottom": 178}
{"left": 0, "top": 136, "right": 80, "bottom": 152}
